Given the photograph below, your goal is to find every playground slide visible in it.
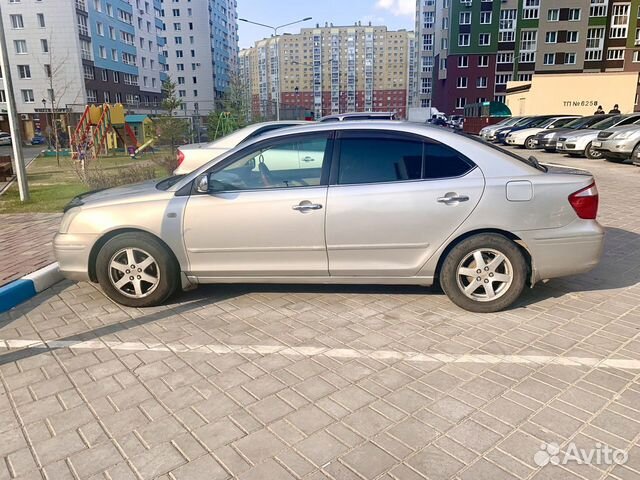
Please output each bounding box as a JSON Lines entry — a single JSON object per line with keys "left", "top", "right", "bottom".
{"left": 134, "top": 138, "right": 155, "bottom": 156}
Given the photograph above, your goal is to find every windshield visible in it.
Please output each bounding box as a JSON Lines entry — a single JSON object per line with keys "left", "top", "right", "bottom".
{"left": 539, "top": 118, "right": 559, "bottom": 128}
{"left": 589, "top": 115, "right": 622, "bottom": 130}
{"left": 156, "top": 175, "right": 185, "bottom": 190}
{"left": 512, "top": 117, "right": 532, "bottom": 127}
{"left": 526, "top": 117, "right": 553, "bottom": 128}
{"left": 499, "top": 117, "right": 521, "bottom": 127}
{"left": 565, "top": 116, "right": 601, "bottom": 129}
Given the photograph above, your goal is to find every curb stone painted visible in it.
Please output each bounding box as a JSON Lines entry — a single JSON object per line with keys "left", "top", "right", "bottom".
{"left": 0, "top": 263, "right": 63, "bottom": 313}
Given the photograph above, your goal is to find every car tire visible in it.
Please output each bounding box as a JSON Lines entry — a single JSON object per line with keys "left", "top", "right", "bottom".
{"left": 95, "top": 232, "right": 179, "bottom": 308}
{"left": 524, "top": 136, "right": 537, "bottom": 150}
{"left": 585, "top": 142, "right": 603, "bottom": 159}
{"left": 439, "top": 234, "right": 527, "bottom": 313}
{"left": 543, "top": 148, "right": 555, "bottom": 153}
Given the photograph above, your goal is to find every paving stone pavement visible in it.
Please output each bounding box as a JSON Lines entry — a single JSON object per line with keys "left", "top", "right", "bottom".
{"left": 1, "top": 149, "right": 640, "bottom": 480}
{"left": 0, "top": 214, "right": 62, "bottom": 286}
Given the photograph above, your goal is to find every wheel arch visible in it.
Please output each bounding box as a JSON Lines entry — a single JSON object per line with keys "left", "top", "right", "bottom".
{"left": 434, "top": 228, "right": 533, "bottom": 286}
{"left": 88, "top": 228, "right": 181, "bottom": 283}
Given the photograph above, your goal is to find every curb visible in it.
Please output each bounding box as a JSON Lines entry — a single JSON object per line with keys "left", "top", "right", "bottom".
{"left": 0, "top": 263, "right": 63, "bottom": 313}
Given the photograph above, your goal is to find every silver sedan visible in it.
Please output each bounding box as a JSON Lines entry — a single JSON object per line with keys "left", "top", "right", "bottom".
{"left": 54, "top": 122, "right": 604, "bottom": 313}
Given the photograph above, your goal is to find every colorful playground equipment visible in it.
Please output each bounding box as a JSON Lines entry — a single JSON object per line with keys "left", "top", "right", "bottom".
{"left": 70, "top": 104, "right": 155, "bottom": 160}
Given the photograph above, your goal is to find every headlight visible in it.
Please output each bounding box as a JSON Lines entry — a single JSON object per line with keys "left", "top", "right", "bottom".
{"left": 544, "top": 132, "right": 556, "bottom": 139}
{"left": 613, "top": 130, "right": 640, "bottom": 140}
{"left": 59, "top": 209, "right": 80, "bottom": 234}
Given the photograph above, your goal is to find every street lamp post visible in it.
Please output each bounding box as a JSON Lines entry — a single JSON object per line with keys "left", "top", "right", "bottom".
{"left": 238, "top": 16, "right": 312, "bottom": 121}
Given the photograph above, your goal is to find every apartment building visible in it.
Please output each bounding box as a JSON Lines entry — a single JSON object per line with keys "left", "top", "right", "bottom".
{"left": 415, "top": 0, "right": 640, "bottom": 114}
{"left": 159, "top": 0, "right": 238, "bottom": 116}
{"left": 240, "top": 23, "right": 415, "bottom": 120}
{"left": 0, "top": 0, "right": 165, "bottom": 139}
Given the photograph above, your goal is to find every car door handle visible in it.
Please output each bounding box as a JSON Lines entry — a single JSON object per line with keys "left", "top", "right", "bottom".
{"left": 437, "top": 194, "right": 470, "bottom": 204}
{"left": 301, "top": 156, "right": 315, "bottom": 162}
{"left": 292, "top": 202, "right": 323, "bottom": 211}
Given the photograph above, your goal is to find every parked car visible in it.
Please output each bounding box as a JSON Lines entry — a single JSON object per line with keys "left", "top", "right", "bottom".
{"left": 479, "top": 117, "right": 523, "bottom": 142}
{"left": 557, "top": 114, "right": 640, "bottom": 158}
{"left": 496, "top": 116, "right": 557, "bottom": 145}
{"left": 505, "top": 116, "right": 580, "bottom": 149}
{"left": 533, "top": 115, "right": 613, "bottom": 152}
{"left": 318, "top": 112, "right": 397, "bottom": 122}
{"left": 174, "top": 121, "right": 307, "bottom": 174}
{"left": 0, "top": 132, "right": 12, "bottom": 146}
{"left": 592, "top": 119, "right": 640, "bottom": 163}
{"left": 30, "top": 134, "right": 47, "bottom": 145}
{"left": 54, "top": 121, "right": 603, "bottom": 313}
{"left": 448, "top": 115, "right": 464, "bottom": 130}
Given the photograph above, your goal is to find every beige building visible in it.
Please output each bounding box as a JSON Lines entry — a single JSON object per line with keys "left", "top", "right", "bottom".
{"left": 239, "top": 23, "right": 415, "bottom": 120}
{"left": 505, "top": 72, "right": 639, "bottom": 116}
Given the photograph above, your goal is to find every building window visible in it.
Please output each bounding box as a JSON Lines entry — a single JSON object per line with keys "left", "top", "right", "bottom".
{"left": 590, "top": 0, "right": 607, "bottom": 17}
{"left": 83, "top": 65, "right": 94, "bottom": 79}
{"left": 546, "top": 31, "right": 557, "bottom": 43}
{"left": 10, "top": 14, "right": 24, "bottom": 29}
{"left": 547, "top": 9, "right": 559, "bottom": 21}
{"left": 565, "top": 52, "right": 577, "bottom": 64}
{"left": 543, "top": 53, "right": 556, "bottom": 65}
{"left": 568, "top": 8, "right": 581, "bottom": 21}
{"left": 586, "top": 27, "right": 605, "bottom": 61}
{"left": 17, "top": 65, "right": 30, "bottom": 79}
{"left": 480, "top": 11, "right": 491, "bottom": 24}
{"left": 21, "top": 89, "right": 34, "bottom": 103}
{"left": 456, "top": 77, "right": 468, "bottom": 89}
{"left": 610, "top": 4, "right": 630, "bottom": 39}
{"left": 499, "top": 9, "right": 516, "bottom": 42}
{"left": 113, "top": 71, "right": 119, "bottom": 83}
{"left": 14, "top": 40, "right": 27, "bottom": 54}
{"left": 478, "top": 55, "right": 489, "bottom": 67}
{"left": 421, "top": 77, "right": 432, "bottom": 94}
{"left": 86, "top": 89, "right": 97, "bottom": 103}
{"left": 459, "top": 11, "right": 471, "bottom": 24}
{"left": 455, "top": 97, "right": 466, "bottom": 109}
{"left": 607, "top": 47, "right": 625, "bottom": 60}
{"left": 567, "top": 31, "right": 579, "bottom": 43}
{"left": 496, "top": 73, "right": 513, "bottom": 85}
{"left": 479, "top": 33, "right": 490, "bottom": 46}
{"left": 99, "top": 46, "right": 106, "bottom": 58}
{"left": 497, "top": 52, "right": 514, "bottom": 63}
{"left": 36, "top": 13, "right": 45, "bottom": 28}
{"left": 458, "top": 55, "right": 468, "bottom": 68}
{"left": 458, "top": 33, "right": 470, "bottom": 47}
{"left": 423, "top": 11, "right": 434, "bottom": 29}
{"left": 476, "top": 76, "right": 488, "bottom": 88}
{"left": 441, "top": 38, "right": 448, "bottom": 50}
{"left": 96, "top": 22, "right": 103, "bottom": 36}
{"left": 519, "top": 30, "right": 537, "bottom": 63}
{"left": 518, "top": 73, "right": 533, "bottom": 81}
{"left": 633, "top": 50, "right": 640, "bottom": 62}
{"left": 40, "top": 38, "right": 48, "bottom": 53}
{"left": 523, "top": 0, "right": 540, "bottom": 20}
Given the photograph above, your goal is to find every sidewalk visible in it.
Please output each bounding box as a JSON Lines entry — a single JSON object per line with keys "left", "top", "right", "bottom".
{"left": 0, "top": 213, "right": 61, "bottom": 285}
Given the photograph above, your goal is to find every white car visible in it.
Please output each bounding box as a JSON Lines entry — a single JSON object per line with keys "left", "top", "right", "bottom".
{"left": 0, "top": 132, "right": 12, "bottom": 146}
{"left": 505, "top": 116, "right": 579, "bottom": 149}
{"left": 174, "top": 121, "right": 308, "bottom": 174}
{"left": 557, "top": 114, "right": 640, "bottom": 158}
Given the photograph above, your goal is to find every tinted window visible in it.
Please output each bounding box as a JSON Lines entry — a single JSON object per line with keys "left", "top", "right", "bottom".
{"left": 337, "top": 137, "right": 423, "bottom": 184}
{"left": 549, "top": 118, "right": 575, "bottom": 128}
{"left": 424, "top": 143, "right": 473, "bottom": 179}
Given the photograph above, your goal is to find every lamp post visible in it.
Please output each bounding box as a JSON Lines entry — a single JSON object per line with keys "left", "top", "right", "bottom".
{"left": 238, "top": 16, "right": 312, "bottom": 121}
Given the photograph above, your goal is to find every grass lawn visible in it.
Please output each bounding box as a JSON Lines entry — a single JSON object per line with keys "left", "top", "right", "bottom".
{"left": 0, "top": 151, "right": 169, "bottom": 214}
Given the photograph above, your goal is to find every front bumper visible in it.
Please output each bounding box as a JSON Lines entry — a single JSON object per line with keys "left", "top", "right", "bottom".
{"left": 593, "top": 138, "right": 635, "bottom": 159}
{"left": 517, "top": 221, "right": 605, "bottom": 283}
{"left": 53, "top": 233, "right": 99, "bottom": 282}
{"left": 556, "top": 138, "right": 588, "bottom": 154}
{"left": 505, "top": 136, "right": 524, "bottom": 146}
{"left": 536, "top": 137, "right": 557, "bottom": 150}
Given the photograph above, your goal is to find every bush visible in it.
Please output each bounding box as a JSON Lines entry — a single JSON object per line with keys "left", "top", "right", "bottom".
{"left": 151, "top": 154, "right": 179, "bottom": 176}
{"left": 84, "top": 164, "right": 157, "bottom": 190}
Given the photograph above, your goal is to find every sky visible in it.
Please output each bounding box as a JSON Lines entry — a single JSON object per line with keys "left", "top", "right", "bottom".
{"left": 237, "top": 0, "right": 415, "bottom": 48}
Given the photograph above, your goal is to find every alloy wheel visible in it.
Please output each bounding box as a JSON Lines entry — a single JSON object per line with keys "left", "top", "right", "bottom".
{"left": 456, "top": 248, "right": 514, "bottom": 302}
{"left": 108, "top": 248, "right": 160, "bottom": 299}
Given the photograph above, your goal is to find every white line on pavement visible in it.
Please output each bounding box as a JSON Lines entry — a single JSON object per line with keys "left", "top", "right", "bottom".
{"left": 1, "top": 338, "right": 639, "bottom": 370}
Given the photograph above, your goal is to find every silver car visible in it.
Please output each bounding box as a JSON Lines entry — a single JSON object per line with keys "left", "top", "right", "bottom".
{"left": 557, "top": 114, "right": 640, "bottom": 158}
{"left": 54, "top": 122, "right": 604, "bottom": 313}
{"left": 593, "top": 121, "right": 640, "bottom": 163}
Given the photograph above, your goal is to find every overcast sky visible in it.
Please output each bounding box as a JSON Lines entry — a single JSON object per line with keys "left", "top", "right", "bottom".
{"left": 237, "top": 0, "right": 415, "bottom": 48}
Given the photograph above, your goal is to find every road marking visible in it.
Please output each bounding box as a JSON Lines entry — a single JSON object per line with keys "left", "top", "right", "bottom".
{"left": 1, "top": 338, "right": 639, "bottom": 370}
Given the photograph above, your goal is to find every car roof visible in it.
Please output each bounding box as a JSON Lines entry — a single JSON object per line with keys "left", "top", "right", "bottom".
{"left": 318, "top": 112, "right": 396, "bottom": 122}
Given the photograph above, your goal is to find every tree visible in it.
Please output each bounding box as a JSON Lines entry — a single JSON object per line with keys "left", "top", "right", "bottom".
{"left": 154, "top": 78, "right": 190, "bottom": 173}
{"left": 221, "top": 73, "right": 251, "bottom": 128}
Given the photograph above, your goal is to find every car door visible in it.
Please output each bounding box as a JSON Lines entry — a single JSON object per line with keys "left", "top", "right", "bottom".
{"left": 325, "top": 131, "right": 485, "bottom": 277}
{"left": 183, "top": 132, "right": 332, "bottom": 278}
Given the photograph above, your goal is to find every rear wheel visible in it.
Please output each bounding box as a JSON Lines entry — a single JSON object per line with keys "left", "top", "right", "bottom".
{"left": 95, "top": 232, "right": 179, "bottom": 307}
{"left": 524, "top": 136, "right": 537, "bottom": 150}
{"left": 585, "top": 142, "right": 603, "bottom": 159}
{"left": 440, "top": 234, "right": 527, "bottom": 313}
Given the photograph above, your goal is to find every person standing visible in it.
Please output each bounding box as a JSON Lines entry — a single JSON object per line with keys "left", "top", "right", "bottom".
{"left": 594, "top": 105, "right": 605, "bottom": 115}
{"left": 609, "top": 104, "right": 621, "bottom": 114}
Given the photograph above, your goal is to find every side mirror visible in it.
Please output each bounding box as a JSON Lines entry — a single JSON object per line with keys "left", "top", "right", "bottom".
{"left": 195, "top": 174, "right": 209, "bottom": 193}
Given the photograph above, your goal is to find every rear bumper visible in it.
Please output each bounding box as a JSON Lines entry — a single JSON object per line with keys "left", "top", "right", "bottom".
{"left": 53, "top": 233, "right": 99, "bottom": 283}
{"left": 516, "top": 221, "right": 605, "bottom": 282}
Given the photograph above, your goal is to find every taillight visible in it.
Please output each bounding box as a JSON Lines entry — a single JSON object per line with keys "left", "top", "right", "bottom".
{"left": 176, "top": 149, "right": 185, "bottom": 167}
{"left": 568, "top": 182, "right": 599, "bottom": 219}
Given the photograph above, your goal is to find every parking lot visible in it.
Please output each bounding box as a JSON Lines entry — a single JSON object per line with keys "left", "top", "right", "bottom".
{"left": 1, "top": 148, "right": 640, "bottom": 480}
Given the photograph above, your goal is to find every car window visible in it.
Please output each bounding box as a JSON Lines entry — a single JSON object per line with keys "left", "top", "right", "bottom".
{"left": 243, "top": 123, "right": 302, "bottom": 142}
{"left": 589, "top": 115, "right": 622, "bottom": 130}
{"left": 617, "top": 116, "right": 640, "bottom": 126}
{"left": 550, "top": 118, "right": 575, "bottom": 128}
{"left": 424, "top": 143, "right": 474, "bottom": 179}
{"left": 337, "top": 136, "right": 423, "bottom": 185}
{"left": 210, "top": 134, "right": 329, "bottom": 190}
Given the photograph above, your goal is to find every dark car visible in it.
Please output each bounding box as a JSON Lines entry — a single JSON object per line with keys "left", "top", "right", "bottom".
{"left": 533, "top": 115, "right": 614, "bottom": 152}
{"left": 30, "top": 134, "right": 47, "bottom": 145}
{"left": 495, "top": 115, "right": 557, "bottom": 145}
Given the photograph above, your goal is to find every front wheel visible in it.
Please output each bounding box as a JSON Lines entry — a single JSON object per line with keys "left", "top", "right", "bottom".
{"left": 524, "top": 136, "right": 537, "bottom": 150}
{"left": 439, "top": 234, "right": 527, "bottom": 313}
{"left": 585, "top": 142, "right": 603, "bottom": 159}
{"left": 95, "top": 232, "right": 179, "bottom": 307}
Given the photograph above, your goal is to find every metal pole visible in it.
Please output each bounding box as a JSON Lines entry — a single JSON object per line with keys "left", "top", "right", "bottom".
{"left": 0, "top": 5, "right": 29, "bottom": 201}
{"left": 274, "top": 27, "right": 280, "bottom": 121}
